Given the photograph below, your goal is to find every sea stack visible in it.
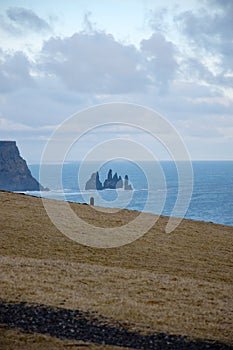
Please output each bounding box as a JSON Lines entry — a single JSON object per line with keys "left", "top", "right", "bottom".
{"left": 85, "top": 169, "right": 132, "bottom": 190}
{"left": 124, "top": 175, "right": 133, "bottom": 190}
{"left": 103, "top": 169, "right": 123, "bottom": 189}
{"left": 0, "top": 140, "right": 46, "bottom": 191}
{"left": 85, "top": 171, "right": 103, "bottom": 190}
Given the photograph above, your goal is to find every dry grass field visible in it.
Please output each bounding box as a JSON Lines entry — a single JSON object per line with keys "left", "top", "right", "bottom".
{"left": 0, "top": 190, "right": 233, "bottom": 349}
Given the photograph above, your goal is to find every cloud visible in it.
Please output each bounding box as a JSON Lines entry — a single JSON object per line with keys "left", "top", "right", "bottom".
{"left": 176, "top": 2, "right": 233, "bottom": 47}
{"left": 169, "top": 83, "right": 233, "bottom": 117}
{"left": 6, "top": 7, "right": 51, "bottom": 32}
{"left": 0, "top": 50, "right": 34, "bottom": 93}
{"left": 176, "top": 0, "right": 233, "bottom": 86}
{"left": 147, "top": 7, "right": 169, "bottom": 33}
{"left": 38, "top": 29, "right": 181, "bottom": 95}
{"left": 140, "top": 32, "right": 178, "bottom": 92}
{"left": 0, "top": 15, "right": 20, "bottom": 36}
{"left": 177, "top": 114, "right": 233, "bottom": 142}
{"left": 0, "top": 7, "right": 51, "bottom": 37}
{"left": 39, "top": 31, "right": 148, "bottom": 94}
{"left": 0, "top": 117, "right": 56, "bottom": 132}
{"left": 0, "top": 117, "right": 32, "bottom": 131}
{"left": 0, "top": 7, "right": 232, "bottom": 161}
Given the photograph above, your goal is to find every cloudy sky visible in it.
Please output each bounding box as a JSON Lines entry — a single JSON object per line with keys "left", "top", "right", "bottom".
{"left": 0, "top": 0, "right": 233, "bottom": 162}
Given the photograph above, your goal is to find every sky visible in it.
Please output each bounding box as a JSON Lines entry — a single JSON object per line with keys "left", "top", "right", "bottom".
{"left": 0, "top": 0, "right": 233, "bottom": 162}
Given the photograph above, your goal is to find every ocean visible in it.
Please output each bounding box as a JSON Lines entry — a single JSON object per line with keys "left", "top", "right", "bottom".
{"left": 28, "top": 161, "right": 233, "bottom": 227}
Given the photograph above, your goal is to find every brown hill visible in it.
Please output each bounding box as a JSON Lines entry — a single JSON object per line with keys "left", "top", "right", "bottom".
{"left": 0, "top": 191, "right": 232, "bottom": 348}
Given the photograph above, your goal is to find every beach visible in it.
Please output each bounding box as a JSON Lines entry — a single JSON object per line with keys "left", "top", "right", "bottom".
{"left": 0, "top": 190, "right": 233, "bottom": 349}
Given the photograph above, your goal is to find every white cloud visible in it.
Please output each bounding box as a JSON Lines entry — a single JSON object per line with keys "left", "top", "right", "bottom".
{"left": 0, "top": 3, "right": 232, "bottom": 160}
{"left": 39, "top": 31, "right": 148, "bottom": 94}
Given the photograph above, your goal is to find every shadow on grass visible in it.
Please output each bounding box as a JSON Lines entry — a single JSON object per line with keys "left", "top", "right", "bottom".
{"left": 0, "top": 302, "right": 232, "bottom": 350}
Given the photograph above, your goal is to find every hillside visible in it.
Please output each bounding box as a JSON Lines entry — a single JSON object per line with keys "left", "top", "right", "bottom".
{"left": 0, "top": 191, "right": 233, "bottom": 349}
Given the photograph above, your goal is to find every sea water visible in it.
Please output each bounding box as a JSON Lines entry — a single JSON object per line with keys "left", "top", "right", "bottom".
{"left": 28, "top": 161, "right": 233, "bottom": 227}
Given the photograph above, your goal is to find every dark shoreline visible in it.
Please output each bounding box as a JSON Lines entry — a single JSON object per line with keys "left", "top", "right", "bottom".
{"left": 0, "top": 302, "right": 232, "bottom": 350}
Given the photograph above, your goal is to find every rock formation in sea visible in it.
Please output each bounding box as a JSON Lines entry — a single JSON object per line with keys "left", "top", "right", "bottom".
{"left": 103, "top": 169, "right": 123, "bottom": 189}
{"left": 85, "top": 169, "right": 132, "bottom": 191}
{"left": 0, "top": 141, "right": 46, "bottom": 191}
{"left": 124, "top": 175, "right": 133, "bottom": 190}
{"left": 85, "top": 171, "right": 103, "bottom": 190}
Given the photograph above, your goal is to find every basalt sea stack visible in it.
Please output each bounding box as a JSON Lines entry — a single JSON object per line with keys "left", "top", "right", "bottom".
{"left": 0, "top": 141, "right": 46, "bottom": 191}
{"left": 85, "top": 169, "right": 132, "bottom": 190}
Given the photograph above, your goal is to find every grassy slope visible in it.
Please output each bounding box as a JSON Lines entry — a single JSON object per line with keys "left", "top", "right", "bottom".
{"left": 0, "top": 190, "right": 233, "bottom": 347}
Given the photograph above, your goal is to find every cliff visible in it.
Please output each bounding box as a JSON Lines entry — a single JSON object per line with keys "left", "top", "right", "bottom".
{"left": 0, "top": 141, "right": 45, "bottom": 191}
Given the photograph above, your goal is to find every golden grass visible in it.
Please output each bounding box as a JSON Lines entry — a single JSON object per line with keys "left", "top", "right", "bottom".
{"left": 0, "top": 190, "right": 233, "bottom": 347}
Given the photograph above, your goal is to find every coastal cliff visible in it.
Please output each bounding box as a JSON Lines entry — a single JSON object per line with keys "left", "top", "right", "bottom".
{"left": 0, "top": 141, "right": 44, "bottom": 191}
